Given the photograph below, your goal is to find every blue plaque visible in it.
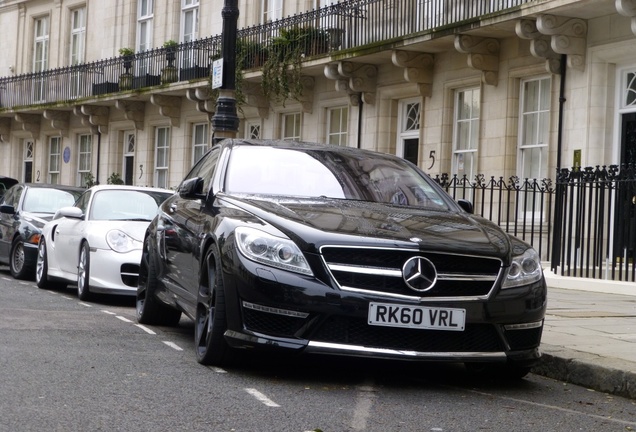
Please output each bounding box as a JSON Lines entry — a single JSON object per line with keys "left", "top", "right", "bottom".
{"left": 63, "top": 146, "right": 71, "bottom": 163}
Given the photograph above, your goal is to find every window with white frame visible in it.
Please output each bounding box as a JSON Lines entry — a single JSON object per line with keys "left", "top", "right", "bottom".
{"left": 70, "top": 7, "right": 86, "bottom": 65}
{"left": 137, "top": 0, "right": 154, "bottom": 53}
{"left": 33, "top": 16, "right": 49, "bottom": 101}
{"left": 77, "top": 134, "right": 92, "bottom": 186}
{"left": 452, "top": 87, "right": 480, "bottom": 179}
{"left": 518, "top": 77, "right": 550, "bottom": 181}
{"left": 262, "top": 0, "right": 282, "bottom": 23}
{"left": 69, "top": 7, "right": 86, "bottom": 97}
{"left": 622, "top": 70, "right": 636, "bottom": 108}
{"left": 398, "top": 99, "right": 420, "bottom": 165}
{"left": 327, "top": 106, "right": 348, "bottom": 146}
{"left": 155, "top": 127, "right": 170, "bottom": 188}
{"left": 247, "top": 121, "right": 261, "bottom": 139}
{"left": 23, "top": 141, "right": 34, "bottom": 183}
{"left": 181, "top": 0, "right": 199, "bottom": 43}
{"left": 192, "top": 122, "right": 208, "bottom": 164}
{"left": 49, "top": 137, "right": 62, "bottom": 184}
{"left": 282, "top": 113, "right": 301, "bottom": 140}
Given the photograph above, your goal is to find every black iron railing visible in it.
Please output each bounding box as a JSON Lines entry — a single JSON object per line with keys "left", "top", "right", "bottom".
{"left": 436, "top": 166, "right": 636, "bottom": 283}
{"left": 434, "top": 173, "right": 555, "bottom": 264}
{"left": 0, "top": 0, "right": 533, "bottom": 109}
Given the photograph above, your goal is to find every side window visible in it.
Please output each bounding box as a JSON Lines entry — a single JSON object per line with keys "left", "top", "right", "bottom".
{"left": 184, "top": 148, "right": 220, "bottom": 194}
{"left": 75, "top": 191, "right": 91, "bottom": 214}
{"left": 1, "top": 188, "right": 17, "bottom": 207}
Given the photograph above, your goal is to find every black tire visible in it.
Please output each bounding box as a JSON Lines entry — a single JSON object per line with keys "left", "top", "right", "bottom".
{"left": 77, "top": 242, "right": 92, "bottom": 301}
{"left": 136, "top": 237, "right": 181, "bottom": 326}
{"left": 35, "top": 238, "right": 66, "bottom": 290}
{"left": 194, "top": 246, "right": 234, "bottom": 366}
{"left": 10, "top": 237, "right": 32, "bottom": 280}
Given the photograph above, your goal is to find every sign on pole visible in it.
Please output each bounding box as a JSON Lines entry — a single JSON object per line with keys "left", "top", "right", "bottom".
{"left": 212, "top": 58, "right": 223, "bottom": 89}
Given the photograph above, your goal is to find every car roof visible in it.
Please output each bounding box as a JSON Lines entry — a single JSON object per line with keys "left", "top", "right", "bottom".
{"left": 0, "top": 176, "right": 19, "bottom": 190}
{"left": 220, "top": 138, "right": 392, "bottom": 159}
{"left": 87, "top": 184, "right": 173, "bottom": 194}
{"left": 19, "top": 183, "right": 85, "bottom": 191}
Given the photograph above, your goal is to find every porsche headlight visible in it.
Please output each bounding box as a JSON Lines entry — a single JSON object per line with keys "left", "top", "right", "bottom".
{"left": 502, "top": 248, "right": 543, "bottom": 289}
{"left": 106, "top": 229, "right": 142, "bottom": 253}
{"left": 235, "top": 226, "right": 313, "bottom": 276}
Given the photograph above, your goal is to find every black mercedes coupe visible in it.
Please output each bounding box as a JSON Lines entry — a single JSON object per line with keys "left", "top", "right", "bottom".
{"left": 136, "top": 139, "right": 546, "bottom": 377}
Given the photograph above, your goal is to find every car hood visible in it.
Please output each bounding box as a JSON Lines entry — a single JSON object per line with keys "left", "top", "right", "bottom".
{"left": 225, "top": 196, "right": 513, "bottom": 258}
{"left": 20, "top": 212, "right": 56, "bottom": 229}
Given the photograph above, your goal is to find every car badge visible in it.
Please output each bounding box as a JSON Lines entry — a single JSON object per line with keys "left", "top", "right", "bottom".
{"left": 410, "top": 237, "right": 423, "bottom": 243}
{"left": 402, "top": 256, "right": 437, "bottom": 292}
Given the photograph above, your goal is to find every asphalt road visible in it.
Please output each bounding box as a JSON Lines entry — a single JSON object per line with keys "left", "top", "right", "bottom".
{"left": 1, "top": 267, "right": 635, "bottom": 432}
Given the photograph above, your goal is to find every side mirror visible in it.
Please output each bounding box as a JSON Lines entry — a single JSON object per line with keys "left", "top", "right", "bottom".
{"left": 457, "top": 199, "right": 473, "bottom": 214}
{"left": 178, "top": 177, "right": 206, "bottom": 200}
{"left": 57, "top": 206, "right": 84, "bottom": 219}
{"left": 0, "top": 204, "right": 15, "bottom": 215}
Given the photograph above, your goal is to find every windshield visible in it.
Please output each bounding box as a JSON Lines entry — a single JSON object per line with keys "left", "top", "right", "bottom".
{"left": 22, "top": 188, "right": 81, "bottom": 213}
{"left": 225, "top": 146, "right": 450, "bottom": 210}
{"left": 90, "top": 190, "right": 172, "bottom": 221}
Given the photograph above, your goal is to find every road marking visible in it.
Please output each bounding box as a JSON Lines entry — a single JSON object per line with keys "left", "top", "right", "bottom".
{"left": 101, "top": 310, "right": 116, "bottom": 315}
{"left": 116, "top": 315, "right": 133, "bottom": 323}
{"left": 245, "top": 388, "right": 280, "bottom": 407}
{"left": 62, "top": 296, "right": 75, "bottom": 300}
{"left": 350, "top": 379, "right": 376, "bottom": 431}
{"left": 78, "top": 301, "right": 92, "bottom": 307}
{"left": 210, "top": 367, "right": 227, "bottom": 374}
{"left": 135, "top": 324, "right": 156, "bottom": 335}
{"left": 465, "top": 388, "right": 636, "bottom": 427}
{"left": 163, "top": 341, "right": 183, "bottom": 351}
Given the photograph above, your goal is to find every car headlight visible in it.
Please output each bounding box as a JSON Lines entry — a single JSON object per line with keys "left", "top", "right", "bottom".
{"left": 235, "top": 226, "right": 313, "bottom": 276}
{"left": 106, "top": 229, "right": 142, "bottom": 253}
{"left": 502, "top": 248, "right": 543, "bottom": 289}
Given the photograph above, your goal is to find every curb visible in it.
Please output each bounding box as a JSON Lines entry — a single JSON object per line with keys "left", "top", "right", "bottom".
{"left": 532, "top": 344, "right": 636, "bottom": 400}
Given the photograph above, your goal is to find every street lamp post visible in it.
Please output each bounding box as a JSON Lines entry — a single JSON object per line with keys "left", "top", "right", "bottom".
{"left": 211, "top": 0, "right": 240, "bottom": 143}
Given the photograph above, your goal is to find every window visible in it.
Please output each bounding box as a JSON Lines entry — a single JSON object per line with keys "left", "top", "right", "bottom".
{"left": 623, "top": 70, "right": 636, "bottom": 108}
{"left": 181, "top": 0, "right": 199, "bottom": 43}
{"left": 70, "top": 8, "right": 86, "bottom": 65}
{"left": 33, "top": 16, "right": 49, "bottom": 101}
{"left": 327, "top": 107, "right": 348, "bottom": 146}
{"left": 452, "top": 87, "right": 480, "bottom": 179}
{"left": 282, "top": 113, "right": 301, "bottom": 140}
{"left": 247, "top": 121, "right": 261, "bottom": 139}
{"left": 23, "top": 141, "right": 34, "bottom": 183}
{"left": 77, "top": 134, "right": 92, "bottom": 186}
{"left": 123, "top": 131, "right": 135, "bottom": 185}
{"left": 262, "top": 0, "right": 282, "bottom": 23}
{"left": 49, "top": 137, "right": 62, "bottom": 184}
{"left": 69, "top": 7, "right": 86, "bottom": 97}
{"left": 155, "top": 127, "right": 170, "bottom": 189}
{"left": 398, "top": 99, "right": 420, "bottom": 165}
{"left": 518, "top": 77, "right": 550, "bottom": 181}
{"left": 192, "top": 123, "right": 208, "bottom": 164}
{"left": 137, "top": 0, "right": 154, "bottom": 53}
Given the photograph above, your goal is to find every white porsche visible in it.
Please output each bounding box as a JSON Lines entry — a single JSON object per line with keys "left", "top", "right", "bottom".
{"left": 36, "top": 185, "right": 173, "bottom": 300}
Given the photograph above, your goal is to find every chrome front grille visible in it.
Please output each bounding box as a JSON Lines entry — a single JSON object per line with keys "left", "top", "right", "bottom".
{"left": 321, "top": 246, "right": 502, "bottom": 300}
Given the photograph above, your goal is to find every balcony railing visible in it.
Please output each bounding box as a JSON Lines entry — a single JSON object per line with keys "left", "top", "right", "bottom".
{"left": 0, "top": 0, "right": 533, "bottom": 110}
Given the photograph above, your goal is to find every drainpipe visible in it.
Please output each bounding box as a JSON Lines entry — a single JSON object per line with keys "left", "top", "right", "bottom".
{"left": 357, "top": 94, "right": 363, "bottom": 149}
{"left": 96, "top": 130, "right": 101, "bottom": 185}
{"left": 550, "top": 54, "right": 567, "bottom": 272}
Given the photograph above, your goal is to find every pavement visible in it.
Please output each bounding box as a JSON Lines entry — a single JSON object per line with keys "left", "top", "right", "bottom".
{"left": 534, "top": 270, "right": 636, "bottom": 399}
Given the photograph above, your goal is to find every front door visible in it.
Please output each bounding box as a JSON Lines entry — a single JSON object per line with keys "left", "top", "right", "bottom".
{"left": 615, "top": 113, "right": 636, "bottom": 260}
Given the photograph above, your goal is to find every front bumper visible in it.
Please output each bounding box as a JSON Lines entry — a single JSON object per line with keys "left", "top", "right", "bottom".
{"left": 88, "top": 247, "right": 142, "bottom": 296}
{"left": 221, "top": 250, "right": 547, "bottom": 366}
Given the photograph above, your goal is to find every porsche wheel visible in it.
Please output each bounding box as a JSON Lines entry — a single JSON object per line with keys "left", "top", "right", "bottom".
{"left": 35, "top": 238, "right": 66, "bottom": 290}
{"left": 136, "top": 237, "right": 181, "bottom": 326}
{"left": 194, "top": 246, "right": 233, "bottom": 366}
{"left": 77, "top": 242, "right": 93, "bottom": 301}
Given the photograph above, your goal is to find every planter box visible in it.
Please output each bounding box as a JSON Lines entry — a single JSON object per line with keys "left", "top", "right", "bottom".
{"left": 179, "top": 65, "right": 210, "bottom": 81}
{"left": 92, "top": 82, "right": 119, "bottom": 95}
{"left": 132, "top": 74, "right": 160, "bottom": 89}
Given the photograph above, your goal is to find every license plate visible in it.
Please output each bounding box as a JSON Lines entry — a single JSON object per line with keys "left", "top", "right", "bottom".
{"left": 368, "top": 302, "right": 466, "bottom": 331}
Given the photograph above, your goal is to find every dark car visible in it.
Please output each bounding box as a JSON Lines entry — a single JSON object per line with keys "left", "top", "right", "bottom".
{"left": 0, "top": 176, "right": 18, "bottom": 198}
{"left": 137, "top": 139, "right": 547, "bottom": 377}
{"left": 0, "top": 183, "right": 84, "bottom": 279}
